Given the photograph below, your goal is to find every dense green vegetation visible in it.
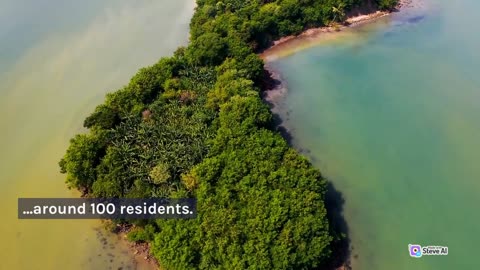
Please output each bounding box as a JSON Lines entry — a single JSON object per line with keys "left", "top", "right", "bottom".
{"left": 60, "top": 0, "right": 397, "bottom": 269}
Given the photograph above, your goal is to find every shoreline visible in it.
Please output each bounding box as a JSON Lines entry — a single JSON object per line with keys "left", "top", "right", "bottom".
{"left": 110, "top": 1, "right": 418, "bottom": 270}
{"left": 262, "top": 0, "right": 423, "bottom": 105}
{"left": 118, "top": 226, "right": 160, "bottom": 269}
{"left": 261, "top": 1, "right": 419, "bottom": 269}
{"left": 260, "top": 0, "right": 418, "bottom": 62}
{"left": 260, "top": 10, "right": 389, "bottom": 61}
{"left": 108, "top": 221, "right": 161, "bottom": 270}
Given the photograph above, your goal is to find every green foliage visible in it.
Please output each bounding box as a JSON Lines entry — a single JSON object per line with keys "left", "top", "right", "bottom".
{"left": 59, "top": 133, "right": 106, "bottom": 190}
{"left": 376, "top": 0, "right": 398, "bottom": 10}
{"left": 83, "top": 104, "right": 120, "bottom": 129}
{"left": 104, "top": 86, "right": 144, "bottom": 116}
{"left": 187, "top": 32, "right": 228, "bottom": 66}
{"left": 215, "top": 55, "right": 264, "bottom": 84}
{"left": 127, "top": 61, "right": 170, "bottom": 104}
{"left": 90, "top": 97, "right": 215, "bottom": 198}
{"left": 59, "top": 0, "right": 396, "bottom": 268}
{"left": 206, "top": 70, "right": 257, "bottom": 109}
{"left": 83, "top": 57, "right": 181, "bottom": 130}
{"left": 150, "top": 162, "right": 171, "bottom": 185}
{"left": 152, "top": 107, "right": 332, "bottom": 269}
{"left": 127, "top": 224, "right": 156, "bottom": 242}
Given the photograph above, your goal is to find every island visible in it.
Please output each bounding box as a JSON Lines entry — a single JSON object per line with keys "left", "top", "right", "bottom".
{"left": 59, "top": 0, "right": 398, "bottom": 269}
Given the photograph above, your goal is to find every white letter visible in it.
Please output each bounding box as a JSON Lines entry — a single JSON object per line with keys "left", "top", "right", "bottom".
{"left": 78, "top": 203, "right": 86, "bottom": 215}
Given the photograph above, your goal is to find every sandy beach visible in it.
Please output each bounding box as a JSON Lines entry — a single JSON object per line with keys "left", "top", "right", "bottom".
{"left": 261, "top": 0, "right": 428, "bottom": 108}
{"left": 260, "top": 0, "right": 424, "bottom": 62}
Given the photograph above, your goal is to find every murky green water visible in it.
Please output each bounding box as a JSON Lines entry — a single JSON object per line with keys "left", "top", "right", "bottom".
{"left": 0, "top": 0, "right": 193, "bottom": 268}
{"left": 271, "top": 1, "right": 480, "bottom": 269}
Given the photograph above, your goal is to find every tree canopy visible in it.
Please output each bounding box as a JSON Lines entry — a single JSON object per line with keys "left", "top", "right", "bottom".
{"left": 60, "top": 0, "right": 398, "bottom": 269}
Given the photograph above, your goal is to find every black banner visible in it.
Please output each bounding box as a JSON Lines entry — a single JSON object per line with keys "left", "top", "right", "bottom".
{"left": 18, "top": 198, "right": 197, "bottom": 219}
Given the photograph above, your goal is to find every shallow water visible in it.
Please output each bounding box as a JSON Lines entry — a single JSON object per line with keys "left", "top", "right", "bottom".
{"left": 0, "top": 0, "right": 193, "bottom": 268}
{"left": 270, "top": 0, "right": 480, "bottom": 269}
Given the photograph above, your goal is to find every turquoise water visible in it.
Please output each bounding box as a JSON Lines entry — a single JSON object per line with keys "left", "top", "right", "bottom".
{"left": 271, "top": 1, "right": 480, "bottom": 269}
{"left": 0, "top": 0, "right": 193, "bottom": 268}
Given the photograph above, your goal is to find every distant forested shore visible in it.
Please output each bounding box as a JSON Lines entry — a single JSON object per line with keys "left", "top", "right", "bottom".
{"left": 60, "top": 0, "right": 397, "bottom": 269}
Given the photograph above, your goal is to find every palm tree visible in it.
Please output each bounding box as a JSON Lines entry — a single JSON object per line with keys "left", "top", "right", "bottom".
{"left": 331, "top": 3, "right": 346, "bottom": 24}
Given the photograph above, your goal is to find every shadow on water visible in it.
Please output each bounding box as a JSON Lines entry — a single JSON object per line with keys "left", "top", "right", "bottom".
{"left": 261, "top": 68, "right": 295, "bottom": 145}
{"left": 322, "top": 181, "right": 352, "bottom": 270}
{"left": 262, "top": 69, "right": 352, "bottom": 270}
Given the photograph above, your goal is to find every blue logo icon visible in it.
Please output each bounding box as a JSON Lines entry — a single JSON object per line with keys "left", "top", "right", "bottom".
{"left": 409, "top": 244, "right": 422, "bottom": 258}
